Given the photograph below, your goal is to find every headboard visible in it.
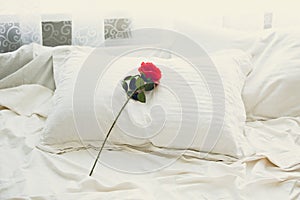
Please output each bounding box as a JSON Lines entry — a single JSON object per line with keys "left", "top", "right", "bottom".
{"left": 0, "top": 11, "right": 286, "bottom": 53}
{"left": 0, "top": 15, "right": 133, "bottom": 53}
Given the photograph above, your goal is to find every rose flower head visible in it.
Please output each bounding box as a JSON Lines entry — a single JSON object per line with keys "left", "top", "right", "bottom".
{"left": 138, "top": 62, "right": 162, "bottom": 84}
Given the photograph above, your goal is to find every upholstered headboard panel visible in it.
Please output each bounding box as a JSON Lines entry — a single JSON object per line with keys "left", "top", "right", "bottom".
{"left": 0, "top": 11, "right": 277, "bottom": 53}
{"left": 0, "top": 15, "right": 133, "bottom": 53}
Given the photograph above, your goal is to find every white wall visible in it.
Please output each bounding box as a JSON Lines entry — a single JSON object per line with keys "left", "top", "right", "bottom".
{"left": 0, "top": 0, "right": 299, "bottom": 29}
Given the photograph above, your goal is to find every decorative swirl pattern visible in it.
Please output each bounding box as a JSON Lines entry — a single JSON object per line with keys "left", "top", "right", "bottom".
{"left": 42, "top": 21, "right": 72, "bottom": 47}
{"left": 73, "top": 26, "right": 101, "bottom": 47}
{"left": 0, "top": 22, "right": 22, "bottom": 53}
{"left": 20, "top": 23, "right": 41, "bottom": 45}
{"left": 104, "top": 18, "right": 132, "bottom": 40}
{"left": 0, "top": 18, "right": 132, "bottom": 52}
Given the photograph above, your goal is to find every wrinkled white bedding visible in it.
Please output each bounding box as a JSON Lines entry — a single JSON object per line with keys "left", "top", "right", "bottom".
{"left": 0, "top": 84, "right": 299, "bottom": 199}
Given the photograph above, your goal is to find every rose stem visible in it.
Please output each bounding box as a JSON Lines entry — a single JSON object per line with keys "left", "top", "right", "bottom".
{"left": 88, "top": 83, "right": 152, "bottom": 176}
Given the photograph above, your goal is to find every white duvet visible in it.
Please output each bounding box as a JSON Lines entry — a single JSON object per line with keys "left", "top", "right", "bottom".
{"left": 0, "top": 84, "right": 299, "bottom": 199}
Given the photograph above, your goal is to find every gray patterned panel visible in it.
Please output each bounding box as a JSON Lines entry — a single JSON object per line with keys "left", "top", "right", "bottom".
{"left": 42, "top": 21, "right": 72, "bottom": 47}
{"left": 104, "top": 18, "right": 132, "bottom": 40}
{"left": 0, "top": 22, "right": 22, "bottom": 53}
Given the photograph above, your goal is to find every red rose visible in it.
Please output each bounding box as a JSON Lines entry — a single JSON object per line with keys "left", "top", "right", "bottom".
{"left": 138, "top": 62, "right": 162, "bottom": 84}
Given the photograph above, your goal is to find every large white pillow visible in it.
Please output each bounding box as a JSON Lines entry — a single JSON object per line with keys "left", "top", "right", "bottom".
{"left": 40, "top": 46, "right": 253, "bottom": 158}
{"left": 243, "top": 30, "right": 300, "bottom": 120}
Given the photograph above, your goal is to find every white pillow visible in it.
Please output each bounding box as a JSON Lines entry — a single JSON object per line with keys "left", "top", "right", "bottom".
{"left": 0, "top": 44, "right": 55, "bottom": 90}
{"left": 40, "top": 46, "right": 252, "bottom": 158}
{"left": 243, "top": 30, "right": 300, "bottom": 120}
{"left": 171, "top": 21, "right": 259, "bottom": 53}
{"left": 0, "top": 44, "right": 34, "bottom": 80}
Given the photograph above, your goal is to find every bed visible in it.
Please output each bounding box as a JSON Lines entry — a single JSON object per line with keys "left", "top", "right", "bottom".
{"left": 0, "top": 27, "right": 300, "bottom": 200}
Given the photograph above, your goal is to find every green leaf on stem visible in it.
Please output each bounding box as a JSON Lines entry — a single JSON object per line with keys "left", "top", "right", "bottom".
{"left": 144, "top": 83, "right": 155, "bottom": 91}
{"left": 132, "top": 92, "right": 139, "bottom": 101}
{"left": 129, "top": 78, "right": 136, "bottom": 90}
{"left": 127, "top": 90, "right": 133, "bottom": 96}
{"left": 135, "top": 77, "right": 144, "bottom": 88}
{"left": 124, "top": 75, "right": 132, "bottom": 81}
{"left": 122, "top": 81, "right": 128, "bottom": 92}
{"left": 137, "top": 92, "right": 146, "bottom": 103}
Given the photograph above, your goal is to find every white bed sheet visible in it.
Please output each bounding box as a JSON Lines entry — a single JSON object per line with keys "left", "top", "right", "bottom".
{"left": 0, "top": 85, "right": 299, "bottom": 200}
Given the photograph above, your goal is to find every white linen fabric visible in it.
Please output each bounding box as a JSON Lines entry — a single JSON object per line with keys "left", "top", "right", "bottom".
{"left": 0, "top": 41, "right": 299, "bottom": 199}
{"left": 245, "top": 116, "right": 300, "bottom": 170}
{"left": 243, "top": 30, "right": 300, "bottom": 120}
{"left": 0, "top": 104, "right": 299, "bottom": 199}
{"left": 0, "top": 84, "right": 53, "bottom": 117}
{"left": 40, "top": 46, "right": 253, "bottom": 159}
{"left": 0, "top": 44, "right": 34, "bottom": 80}
{"left": 0, "top": 43, "right": 54, "bottom": 90}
